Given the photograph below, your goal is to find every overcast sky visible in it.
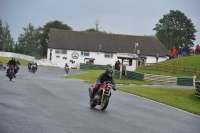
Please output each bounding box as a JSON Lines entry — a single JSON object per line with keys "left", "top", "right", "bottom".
{"left": 0, "top": 0, "right": 199, "bottom": 47}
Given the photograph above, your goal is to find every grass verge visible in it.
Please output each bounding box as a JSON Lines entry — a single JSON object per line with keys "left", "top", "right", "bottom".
{"left": 118, "top": 87, "right": 200, "bottom": 116}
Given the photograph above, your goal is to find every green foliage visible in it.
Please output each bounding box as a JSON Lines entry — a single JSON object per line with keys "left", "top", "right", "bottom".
{"left": 153, "top": 10, "right": 197, "bottom": 52}
{"left": 118, "top": 87, "right": 200, "bottom": 116}
{"left": 40, "top": 20, "right": 72, "bottom": 57}
{"left": 84, "top": 28, "right": 99, "bottom": 32}
{"left": 17, "top": 23, "right": 41, "bottom": 56}
{"left": 0, "top": 19, "right": 14, "bottom": 52}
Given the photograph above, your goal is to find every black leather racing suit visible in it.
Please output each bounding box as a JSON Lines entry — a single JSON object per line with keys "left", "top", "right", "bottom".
{"left": 6, "top": 60, "right": 17, "bottom": 75}
{"left": 91, "top": 72, "right": 116, "bottom": 98}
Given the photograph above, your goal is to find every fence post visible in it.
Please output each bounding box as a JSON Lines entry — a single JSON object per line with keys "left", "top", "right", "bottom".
{"left": 193, "top": 75, "right": 196, "bottom": 89}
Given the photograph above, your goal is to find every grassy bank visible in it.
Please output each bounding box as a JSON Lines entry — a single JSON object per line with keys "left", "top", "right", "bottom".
{"left": 0, "top": 57, "right": 29, "bottom": 66}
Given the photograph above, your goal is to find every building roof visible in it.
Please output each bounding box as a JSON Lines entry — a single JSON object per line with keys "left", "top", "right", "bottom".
{"left": 48, "top": 28, "right": 169, "bottom": 56}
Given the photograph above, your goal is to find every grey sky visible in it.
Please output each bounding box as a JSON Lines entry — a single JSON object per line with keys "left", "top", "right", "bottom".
{"left": 0, "top": 0, "right": 199, "bottom": 47}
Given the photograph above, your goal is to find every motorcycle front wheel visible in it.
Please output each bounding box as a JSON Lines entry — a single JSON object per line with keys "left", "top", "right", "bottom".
{"left": 9, "top": 72, "right": 13, "bottom": 81}
{"left": 100, "top": 97, "right": 109, "bottom": 110}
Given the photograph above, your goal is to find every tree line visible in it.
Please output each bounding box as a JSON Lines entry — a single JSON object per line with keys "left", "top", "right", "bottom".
{"left": 0, "top": 10, "right": 197, "bottom": 58}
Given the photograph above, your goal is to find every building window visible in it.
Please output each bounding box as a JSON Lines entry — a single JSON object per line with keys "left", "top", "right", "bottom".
{"left": 55, "top": 49, "right": 67, "bottom": 54}
{"left": 104, "top": 53, "right": 113, "bottom": 58}
{"left": 61, "top": 50, "right": 67, "bottom": 54}
{"left": 81, "top": 51, "right": 89, "bottom": 56}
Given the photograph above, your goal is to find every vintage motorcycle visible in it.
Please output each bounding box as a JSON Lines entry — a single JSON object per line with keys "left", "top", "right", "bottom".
{"left": 8, "top": 65, "right": 15, "bottom": 81}
{"left": 64, "top": 66, "right": 69, "bottom": 73}
{"left": 88, "top": 81, "right": 116, "bottom": 110}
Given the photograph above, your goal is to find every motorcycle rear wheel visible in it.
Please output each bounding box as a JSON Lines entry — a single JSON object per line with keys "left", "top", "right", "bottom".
{"left": 90, "top": 99, "right": 97, "bottom": 108}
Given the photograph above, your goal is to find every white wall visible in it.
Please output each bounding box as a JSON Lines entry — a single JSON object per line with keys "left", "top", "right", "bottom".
{"left": 47, "top": 48, "right": 167, "bottom": 68}
{"left": 0, "top": 51, "right": 36, "bottom": 61}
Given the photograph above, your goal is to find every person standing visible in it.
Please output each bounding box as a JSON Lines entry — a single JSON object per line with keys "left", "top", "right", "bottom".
{"left": 156, "top": 53, "right": 159, "bottom": 63}
{"left": 177, "top": 46, "right": 183, "bottom": 57}
{"left": 171, "top": 46, "right": 177, "bottom": 58}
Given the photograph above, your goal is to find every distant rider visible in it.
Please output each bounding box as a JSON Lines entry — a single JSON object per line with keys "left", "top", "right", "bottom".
{"left": 90, "top": 68, "right": 116, "bottom": 99}
{"left": 6, "top": 57, "right": 17, "bottom": 78}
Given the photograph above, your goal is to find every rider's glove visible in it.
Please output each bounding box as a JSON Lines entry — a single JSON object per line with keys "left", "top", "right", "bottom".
{"left": 97, "top": 81, "right": 101, "bottom": 85}
{"left": 113, "top": 85, "right": 116, "bottom": 91}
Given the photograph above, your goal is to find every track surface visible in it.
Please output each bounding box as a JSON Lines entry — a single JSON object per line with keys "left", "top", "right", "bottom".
{"left": 0, "top": 66, "right": 200, "bottom": 133}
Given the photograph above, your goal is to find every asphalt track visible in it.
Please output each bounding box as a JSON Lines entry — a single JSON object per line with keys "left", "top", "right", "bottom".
{"left": 0, "top": 66, "right": 200, "bottom": 133}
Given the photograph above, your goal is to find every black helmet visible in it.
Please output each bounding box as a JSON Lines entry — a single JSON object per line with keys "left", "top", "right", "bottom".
{"left": 12, "top": 57, "right": 15, "bottom": 61}
{"left": 105, "top": 68, "right": 113, "bottom": 77}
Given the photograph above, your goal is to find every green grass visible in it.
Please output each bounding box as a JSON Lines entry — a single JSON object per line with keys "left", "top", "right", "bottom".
{"left": 65, "top": 70, "right": 154, "bottom": 85}
{"left": 118, "top": 87, "right": 200, "bottom": 116}
{"left": 0, "top": 57, "right": 30, "bottom": 66}
{"left": 136, "top": 55, "right": 200, "bottom": 79}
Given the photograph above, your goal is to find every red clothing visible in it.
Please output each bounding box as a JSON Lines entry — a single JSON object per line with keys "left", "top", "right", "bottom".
{"left": 171, "top": 47, "right": 177, "bottom": 57}
{"left": 198, "top": 45, "right": 200, "bottom": 51}
{"left": 189, "top": 50, "right": 194, "bottom": 55}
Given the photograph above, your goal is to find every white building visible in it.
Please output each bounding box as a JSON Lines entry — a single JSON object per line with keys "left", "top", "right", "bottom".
{"left": 47, "top": 29, "right": 169, "bottom": 71}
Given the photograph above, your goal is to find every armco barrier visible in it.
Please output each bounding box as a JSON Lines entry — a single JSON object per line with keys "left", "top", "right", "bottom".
{"left": 177, "top": 77, "right": 193, "bottom": 86}
{"left": 80, "top": 63, "right": 112, "bottom": 70}
{"left": 126, "top": 71, "right": 194, "bottom": 86}
{"left": 127, "top": 71, "right": 144, "bottom": 81}
{"left": 194, "top": 81, "right": 200, "bottom": 99}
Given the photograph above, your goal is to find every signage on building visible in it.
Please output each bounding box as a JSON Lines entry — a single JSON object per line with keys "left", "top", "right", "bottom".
{"left": 118, "top": 53, "right": 135, "bottom": 57}
{"left": 71, "top": 52, "right": 79, "bottom": 59}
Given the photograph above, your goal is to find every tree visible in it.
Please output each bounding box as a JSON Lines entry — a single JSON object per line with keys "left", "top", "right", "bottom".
{"left": 153, "top": 10, "right": 197, "bottom": 52}
{"left": 17, "top": 23, "right": 41, "bottom": 56}
{"left": 1, "top": 21, "right": 14, "bottom": 52}
{"left": 84, "top": 28, "right": 99, "bottom": 32}
{"left": 0, "top": 19, "right": 3, "bottom": 51}
{"left": 40, "top": 20, "right": 72, "bottom": 57}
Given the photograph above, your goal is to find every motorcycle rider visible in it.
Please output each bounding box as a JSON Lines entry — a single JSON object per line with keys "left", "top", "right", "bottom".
{"left": 90, "top": 68, "right": 116, "bottom": 99}
{"left": 16, "top": 60, "right": 21, "bottom": 65}
{"left": 28, "top": 62, "right": 33, "bottom": 71}
{"left": 33, "top": 62, "right": 38, "bottom": 71}
{"left": 6, "top": 57, "right": 17, "bottom": 78}
{"left": 65, "top": 63, "right": 69, "bottom": 67}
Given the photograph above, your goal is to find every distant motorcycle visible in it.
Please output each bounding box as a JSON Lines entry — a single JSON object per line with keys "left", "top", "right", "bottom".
{"left": 64, "top": 66, "right": 69, "bottom": 73}
{"left": 0, "top": 63, "right": 6, "bottom": 70}
{"left": 8, "top": 65, "right": 15, "bottom": 81}
{"left": 88, "top": 81, "right": 116, "bottom": 110}
{"left": 31, "top": 64, "right": 37, "bottom": 74}
{"left": 28, "top": 64, "right": 32, "bottom": 72}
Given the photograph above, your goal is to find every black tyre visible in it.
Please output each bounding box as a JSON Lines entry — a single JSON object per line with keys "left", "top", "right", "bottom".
{"left": 90, "top": 99, "right": 97, "bottom": 108}
{"left": 100, "top": 97, "right": 109, "bottom": 110}
{"left": 9, "top": 72, "right": 13, "bottom": 81}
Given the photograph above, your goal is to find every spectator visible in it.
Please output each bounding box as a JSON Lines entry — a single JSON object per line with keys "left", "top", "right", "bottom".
{"left": 171, "top": 46, "right": 177, "bottom": 58}
{"left": 177, "top": 46, "right": 183, "bottom": 57}
{"left": 156, "top": 53, "right": 159, "bottom": 63}
{"left": 189, "top": 50, "right": 194, "bottom": 56}
{"left": 195, "top": 44, "right": 200, "bottom": 54}
{"left": 117, "top": 60, "right": 121, "bottom": 70}
{"left": 114, "top": 61, "right": 119, "bottom": 71}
